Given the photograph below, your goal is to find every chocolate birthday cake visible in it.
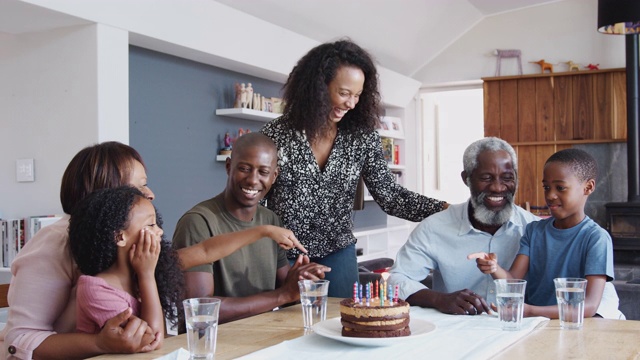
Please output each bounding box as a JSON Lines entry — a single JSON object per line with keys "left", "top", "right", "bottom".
{"left": 339, "top": 298, "right": 411, "bottom": 338}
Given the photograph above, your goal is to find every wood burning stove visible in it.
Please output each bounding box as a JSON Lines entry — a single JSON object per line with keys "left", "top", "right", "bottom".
{"left": 606, "top": 203, "right": 640, "bottom": 250}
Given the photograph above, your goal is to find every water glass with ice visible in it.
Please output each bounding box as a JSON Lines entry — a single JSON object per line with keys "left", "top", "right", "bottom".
{"left": 183, "top": 297, "right": 221, "bottom": 360}
{"left": 554, "top": 278, "right": 587, "bottom": 330}
{"left": 298, "top": 279, "right": 329, "bottom": 332}
{"left": 494, "top": 279, "right": 526, "bottom": 331}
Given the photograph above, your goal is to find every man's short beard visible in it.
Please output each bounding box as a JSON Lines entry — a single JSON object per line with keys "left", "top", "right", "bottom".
{"left": 469, "top": 191, "right": 515, "bottom": 226}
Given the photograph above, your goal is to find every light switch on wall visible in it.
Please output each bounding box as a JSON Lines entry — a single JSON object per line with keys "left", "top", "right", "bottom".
{"left": 16, "top": 158, "right": 35, "bottom": 182}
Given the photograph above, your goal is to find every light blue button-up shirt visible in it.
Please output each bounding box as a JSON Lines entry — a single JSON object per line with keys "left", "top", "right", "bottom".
{"left": 389, "top": 201, "right": 538, "bottom": 305}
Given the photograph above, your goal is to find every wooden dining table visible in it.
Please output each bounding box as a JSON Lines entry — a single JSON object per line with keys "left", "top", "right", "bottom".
{"left": 92, "top": 297, "right": 640, "bottom": 359}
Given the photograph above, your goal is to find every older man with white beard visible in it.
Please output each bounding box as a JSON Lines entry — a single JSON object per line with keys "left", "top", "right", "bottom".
{"left": 388, "top": 137, "right": 538, "bottom": 315}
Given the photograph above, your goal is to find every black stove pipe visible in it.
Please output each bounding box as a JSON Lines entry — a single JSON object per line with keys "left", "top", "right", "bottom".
{"left": 626, "top": 34, "right": 640, "bottom": 203}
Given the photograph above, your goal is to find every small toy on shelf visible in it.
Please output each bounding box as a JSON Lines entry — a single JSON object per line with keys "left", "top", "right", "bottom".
{"left": 240, "top": 83, "right": 247, "bottom": 108}
{"left": 585, "top": 63, "right": 600, "bottom": 70}
{"left": 245, "top": 83, "right": 254, "bottom": 109}
{"left": 219, "top": 132, "right": 233, "bottom": 156}
{"left": 530, "top": 59, "right": 553, "bottom": 73}
{"left": 493, "top": 49, "right": 523, "bottom": 76}
{"left": 234, "top": 83, "right": 243, "bottom": 108}
{"left": 565, "top": 61, "right": 581, "bottom": 71}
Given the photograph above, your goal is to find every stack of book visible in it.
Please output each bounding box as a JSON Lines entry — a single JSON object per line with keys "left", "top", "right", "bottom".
{"left": 0, "top": 215, "right": 62, "bottom": 267}
{"left": 381, "top": 137, "right": 394, "bottom": 164}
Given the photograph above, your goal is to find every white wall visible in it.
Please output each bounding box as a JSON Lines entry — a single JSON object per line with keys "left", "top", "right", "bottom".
{"left": 0, "top": 25, "right": 100, "bottom": 218}
{"left": 414, "top": 0, "right": 626, "bottom": 84}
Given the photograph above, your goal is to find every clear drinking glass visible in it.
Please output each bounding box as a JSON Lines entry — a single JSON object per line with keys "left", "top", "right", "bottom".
{"left": 183, "top": 298, "right": 221, "bottom": 360}
{"left": 554, "top": 278, "right": 587, "bottom": 330}
{"left": 494, "top": 279, "right": 527, "bottom": 331}
{"left": 298, "top": 280, "right": 330, "bottom": 333}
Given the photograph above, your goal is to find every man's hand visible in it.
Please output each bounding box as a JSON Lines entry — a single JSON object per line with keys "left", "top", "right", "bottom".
{"left": 96, "top": 308, "right": 159, "bottom": 354}
{"left": 279, "top": 255, "right": 331, "bottom": 302}
{"left": 291, "top": 254, "right": 331, "bottom": 281}
{"left": 433, "top": 289, "right": 492, "bottom": 315}
{"left": 467, "top": 252, "right": 498, "bottom": 274}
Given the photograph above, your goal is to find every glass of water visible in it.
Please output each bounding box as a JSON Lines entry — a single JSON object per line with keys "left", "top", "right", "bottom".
{"left": 494, "top": 279, "right": 527, "bottom": 331}
{"left": 554, "top": 278, "right": 587, "bottom": 330}
{"left": 183, "top": 298, "right": 221, "bottom": 360}
{"left": 298, "top": 280, "right": 330, "bottom": 333}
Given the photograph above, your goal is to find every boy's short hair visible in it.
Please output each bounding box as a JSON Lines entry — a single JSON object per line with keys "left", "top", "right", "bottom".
{"left": 545, "top": 148, "right": 598, "bottom": 183}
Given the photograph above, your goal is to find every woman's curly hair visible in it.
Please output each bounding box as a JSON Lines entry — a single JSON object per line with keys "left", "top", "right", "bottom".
{"left": 69, "top": 186, "right": 184, "bottom": 326}
{"left": 282, "top": 39, "right": 381, "bottom": 142}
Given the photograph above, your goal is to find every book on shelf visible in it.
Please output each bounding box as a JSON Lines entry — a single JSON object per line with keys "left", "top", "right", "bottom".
{"left": 393, "top": 145, "right": 400, "bottom": 165}
{"left": 1, "top": 219, "right": 20, "bottom": 268}
{"left": 381, "top": 137, "right": 394, "bottom": 164}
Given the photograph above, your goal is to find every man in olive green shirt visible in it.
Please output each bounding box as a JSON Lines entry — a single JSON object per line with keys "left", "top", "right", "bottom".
{"left": 173, "top": 133, "right": 329, "bottom": 324}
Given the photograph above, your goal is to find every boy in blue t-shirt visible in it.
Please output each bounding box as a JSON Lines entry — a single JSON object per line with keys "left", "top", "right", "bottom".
{"left": 469, "top": 148, "right": 617, "bottom": 319}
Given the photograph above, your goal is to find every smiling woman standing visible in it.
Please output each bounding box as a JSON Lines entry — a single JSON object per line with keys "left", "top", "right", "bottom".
{"left": 260, "top": 39, "right": 448, "bottom": 297}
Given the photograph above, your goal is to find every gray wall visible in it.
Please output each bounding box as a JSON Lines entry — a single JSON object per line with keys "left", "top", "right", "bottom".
{"left": 129, "top": 46, "right": 386, "bottom": 240}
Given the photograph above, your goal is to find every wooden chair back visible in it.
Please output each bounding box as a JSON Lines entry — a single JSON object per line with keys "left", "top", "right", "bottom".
{"left": 0, "top": 283, "right": 10, "bottom": 308}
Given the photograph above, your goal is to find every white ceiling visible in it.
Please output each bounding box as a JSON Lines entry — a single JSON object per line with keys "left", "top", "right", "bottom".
{"left": 213, "top": 0, "right": 561, "bottom": 78}
{"left": 0, "top": 0, "right": 561, "bottom": 80}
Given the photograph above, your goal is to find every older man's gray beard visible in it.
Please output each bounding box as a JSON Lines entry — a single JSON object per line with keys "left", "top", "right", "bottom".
{"left": 469, "top": 192, "right": 515, "bottom": 226}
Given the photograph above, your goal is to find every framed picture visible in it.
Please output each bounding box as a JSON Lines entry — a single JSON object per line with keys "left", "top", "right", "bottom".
{"left": 389, "top": 117, "right": 403, "bottom": 135}
{"left": 379, "top": 116, "right": 403, "bottom": 137}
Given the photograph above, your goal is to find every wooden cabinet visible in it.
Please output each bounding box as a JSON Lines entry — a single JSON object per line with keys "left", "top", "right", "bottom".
{"left": 483, "top": 68, "right": 627, "bottom": 208}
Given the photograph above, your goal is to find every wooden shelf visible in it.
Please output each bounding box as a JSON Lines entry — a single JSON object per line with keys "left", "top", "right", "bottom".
{"left": 378, "top": 129, "right": 405, "bottom": 140}
{"left": 482, "top": 67, "right": 626, "bottom": 81}
{"left": 215, "top": 108, "right": 281, "bottom": 122}
{"left": 510, "top": 139, "right": 626, "bottom": 146}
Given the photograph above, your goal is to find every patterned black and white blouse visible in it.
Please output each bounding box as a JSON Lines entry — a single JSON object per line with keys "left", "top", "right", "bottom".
{"left": 260, "top": 116, "right": 445, "bottom": 259}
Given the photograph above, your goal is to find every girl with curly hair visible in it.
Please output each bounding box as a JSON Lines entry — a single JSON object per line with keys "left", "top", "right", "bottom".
{"left": 69, "top": 186, "right": 182, "bottom": 346}
{"left": 261, "top": 39, "right": 448, "bottom": 297}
